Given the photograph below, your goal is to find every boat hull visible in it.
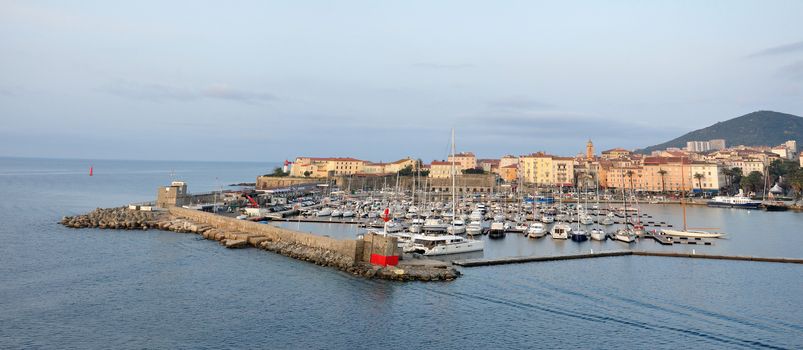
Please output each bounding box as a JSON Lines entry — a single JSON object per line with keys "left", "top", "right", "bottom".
{"left": 661, "top": 229, "right": 724, "bottom": 239}
{"left": 706, "top": 202, "right": 760, "bottom": 209}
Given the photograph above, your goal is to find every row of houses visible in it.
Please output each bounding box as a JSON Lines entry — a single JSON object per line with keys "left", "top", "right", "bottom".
{"left": 286, "top": 139, "right": 800, "bottom": 193}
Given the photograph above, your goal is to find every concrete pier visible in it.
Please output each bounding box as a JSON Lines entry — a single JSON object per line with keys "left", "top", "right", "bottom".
{"left": 453, "top": 250, "right": 803, "bottom": 267}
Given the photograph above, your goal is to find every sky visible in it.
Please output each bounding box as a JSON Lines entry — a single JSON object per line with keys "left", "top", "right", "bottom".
{"left": 1, "top": 0, "right": 803, "bottom": 163}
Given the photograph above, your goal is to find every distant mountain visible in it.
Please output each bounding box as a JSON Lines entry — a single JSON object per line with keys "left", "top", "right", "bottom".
{"left": 637, "top": 110, "right": 803, "bottom": 154}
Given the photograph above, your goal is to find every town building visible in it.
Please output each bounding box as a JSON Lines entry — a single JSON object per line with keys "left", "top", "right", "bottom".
{"left": 600, "top": 148, "right": 633, "bottom": 160}
{"left": 447, "top": 152, "right": 477, "bottom": 171}
{"left": 686, "top": 139, "right": 726, "bottom": 152}
{"left": 500, "top": 164, "right": 518, "bottom": 183}
{"left": 290, "top": 157, "right": 366, "bottom": 177}
{"left": 519, "top": 152, "right": 575, "bottom": 186}
{"left": 429, "top": 161, "right": 460, "bottom": 179}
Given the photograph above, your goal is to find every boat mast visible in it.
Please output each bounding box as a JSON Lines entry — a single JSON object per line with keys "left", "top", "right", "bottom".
{"left": 680, "top": 157, "right": 687, "bottom": 231}
{"left": 451, "top": 128, "right": 456, "bottom": 231}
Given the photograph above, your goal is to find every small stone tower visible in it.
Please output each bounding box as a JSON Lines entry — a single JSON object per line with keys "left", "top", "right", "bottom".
{"left": 156, "top": 181, "right": 189, "bottom": 208}
{"left": 586, "top": 139, "right": 594, "bottom": 161}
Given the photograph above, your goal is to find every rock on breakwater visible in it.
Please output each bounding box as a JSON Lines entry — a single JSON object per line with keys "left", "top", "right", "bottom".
{"left": 60, "top": 207, "right": 461, "bottom": 282}
{"left": 61, "top": 207, "right": 165, "bottom": 230}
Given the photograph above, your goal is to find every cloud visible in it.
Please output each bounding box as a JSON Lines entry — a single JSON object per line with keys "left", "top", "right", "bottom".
{"left": 776, "top": 60, "right": 803, "bottom": 81}
{"left": 102, "top": 80, "right": 276, "bottom": 103}
{"left": 461, "top": 111, "right": 682, "bottom": 142}
{"left": 412, "top": 62, "right": 474, "bottom": 69}
{"left": 200, "top": 84, "right": 277, "bottom": 103}
{"left": 748, "top": 40, "right": 803, "bottom": 57}
{"left": 488, "top": 96, "right": 553, "bottom": 110}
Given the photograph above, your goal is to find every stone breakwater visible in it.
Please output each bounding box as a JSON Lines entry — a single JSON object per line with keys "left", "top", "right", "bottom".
{"left": 61, "top": 207, "right": 165, "bottom": 230}
{"left": 60, "top": 207, "right": 460, "bottom": 282}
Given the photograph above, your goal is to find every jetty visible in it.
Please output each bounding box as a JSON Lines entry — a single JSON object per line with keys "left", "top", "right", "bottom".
{"left": 453, "top": 250, "right": 803, "bottom": 267}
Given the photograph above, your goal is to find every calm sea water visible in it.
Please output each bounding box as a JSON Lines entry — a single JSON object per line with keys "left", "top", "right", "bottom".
{"left": 1, "top": 157, "right": 801, "bottom": 349}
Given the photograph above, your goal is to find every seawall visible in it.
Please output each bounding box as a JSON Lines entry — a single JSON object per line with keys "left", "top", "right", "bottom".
{"left": 169, "top": 207, "right": 361, "bottom": 265}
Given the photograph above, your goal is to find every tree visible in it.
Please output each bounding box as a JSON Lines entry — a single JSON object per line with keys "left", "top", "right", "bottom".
{"left": 693, "top": 173, "right": 704, "bottom": 192}
{"left": 657, "top": 169, "right": 668, "bottom": 193}
{"left": 266, "top": 167, "right": 289, "bottom": 177}
{"left": 740, "top": 171, "right": 763, "bottom": 194}
{"left": 303, "top": 171, "right": 311, "bottom": 177}
{"left": 788, "top": 168, "right": 803, "bottom": 199}
{"left": 462, "top": 167, "right": 486, "bottom": 175}
{"left": 398, "top": 165, "right": 415, "bottom": 176}
{"left": 625, "top": 170, "right": 635, "bottom": 192}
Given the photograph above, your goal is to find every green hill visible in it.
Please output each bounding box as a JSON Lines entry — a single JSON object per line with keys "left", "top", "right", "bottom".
{"left": 637, "top": 110, "right": 803, "bottom": 154}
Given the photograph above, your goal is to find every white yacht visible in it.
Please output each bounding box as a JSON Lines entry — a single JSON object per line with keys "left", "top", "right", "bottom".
{"left": 590, "top": 227, "right": 606, "bottom": 241}
{"left": 316, "top": 207, "right": 332, "bottom": 217}
{"left": 601, "top": 215, "right": 614, "bottom": 225}
{"left": 550, "top": 223, "right": 571, "bottom": 239}
{"left": 466, "top": 221, "right": 483, "bottom": 236}
{"left": 341, "top": 210, "right": 354, "bottom": 217}
{"left": 330, "top": 209, "right": 342, "bottom": 217}
{"left": 409, "top": 218, "right": 424, "bottom": 233}
{"left": 384, "top": 221, "right": 402, "bottom": 233}
{"left": 526, "top": 222, "right": 547, "bottom": 238}
{"left": 446, "top": 220, "right": 467, "bottom": 235}
{"left": 403, "top": 234, "right": 485, "bottom": 256}
{"left": 423, "top": 217, "right": 448, "bottom": 233}
{"left": 541, "top": 215, "right": 555, "bottom": 224}
{"left": 660, "top": 229, "right": 724, "bottom": 239}
{"left": 579, "top": 214, "right": 594, "bottom": 225}
{"left": 469, "top": 210, "right": 483, "bottom": 222}
{"left": 488, "top": 221, "right": 506, "bottom": 238}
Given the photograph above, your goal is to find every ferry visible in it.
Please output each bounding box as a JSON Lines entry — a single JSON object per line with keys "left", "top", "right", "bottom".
{"left": 707, "top": 190, "right": 760, "bottom": 209}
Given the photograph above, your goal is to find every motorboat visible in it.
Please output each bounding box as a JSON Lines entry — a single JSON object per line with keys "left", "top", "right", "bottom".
{"left": 570, "top": 229, "right": 589, "bottom": 242}
{"left": 423, "top": 217, "right": 448, "bottom": 233}
{"left": 526, "top": 222, "right": 547, "bottom": 238}
{"left": 409, "top": 218, "right": 424, "bottom": 233}
{"left": 601, "top": 215, "right": 614, "bottom": 225}
{"left": 384, "top": 221, "right": 402, "bottom": 233}
{"left": 614, "top": 228, "right": 637, "bottom": 243}
{"left": 541, "top": 215, "right": 555, "bottom": 224}
{"left": 550, "top": 223, "right": 571, "bottom": 239}
{"left": 341, "top": 210, "right": 354, "bottom": 217}
{"left": 488, "top": 221, "right": 506, "bottom": 239}
{"left": 403, "top": 234, "right": 484, "bottom": 256}
{"left": 508, "top": 222, "right": 528, "bottom": 233}
{"left": 579, "top": 214, "right": 594, "bottom": 225}
{"left": 316, "top": 207, "right": 332, "bottom": 217}
{"left": 446, "top": 220, "right": 467, "bottom": 235}
{"left": 469, "top": 210, "right": 484, "bottom": 222}
{"left": 590, "top": 228, "right": 606, "bottom": 241}
{"left": 330, "top": 209, "right": 342, "bottom": 217}
{"left": 466, "top": 221, "right": 483, "bottom": 236}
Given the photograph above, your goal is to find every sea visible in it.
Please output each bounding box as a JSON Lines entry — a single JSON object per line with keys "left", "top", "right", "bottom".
{"left": 1, "top": 157, "right": 801, "bottom": 349}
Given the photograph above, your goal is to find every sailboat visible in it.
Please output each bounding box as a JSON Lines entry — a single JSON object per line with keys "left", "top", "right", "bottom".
{"left": 404, "top": 129, "right": 484, "bottom": 255}
{"left": 550, "top": 184, "right": 571, "bottom": 239}
{"left": 570, "top": 181, "right": 589, "bottom": 242}
{"left": 661, "top": 157, "right": 725, "bottom": 239}
{"left": 613, "top": 170, "right": 636, "bottom": 243}
{"left": 590, "top": 175, "right": 606, "bottom": 241}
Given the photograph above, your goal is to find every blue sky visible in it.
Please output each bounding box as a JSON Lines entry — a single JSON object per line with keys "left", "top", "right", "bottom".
{"left": 1, "top": 1, "right": 802, "bottom": 162}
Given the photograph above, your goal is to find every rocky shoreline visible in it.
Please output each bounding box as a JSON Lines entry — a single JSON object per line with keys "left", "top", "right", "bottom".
{"left": 60, "top": 207, "right": 460, "bottom": 282}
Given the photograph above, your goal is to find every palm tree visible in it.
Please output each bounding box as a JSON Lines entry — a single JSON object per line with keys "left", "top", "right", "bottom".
{"left": 693, "top": 173, "right": 704, "bottom": 193}
{"left": 625, "top": 170, "right": 635, "bottom": 195}
{"left": 657, "top": 169, "right": 668, "bottom": 193}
